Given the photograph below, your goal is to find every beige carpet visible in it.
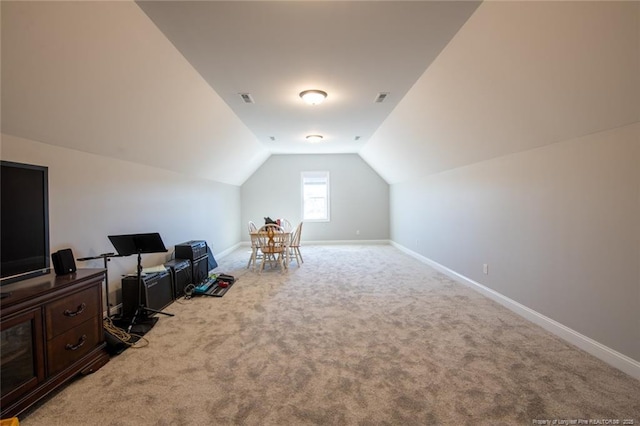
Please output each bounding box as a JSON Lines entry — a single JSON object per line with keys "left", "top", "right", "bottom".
{"left": 20, "top": 245, "right": 640, "bottom": 425}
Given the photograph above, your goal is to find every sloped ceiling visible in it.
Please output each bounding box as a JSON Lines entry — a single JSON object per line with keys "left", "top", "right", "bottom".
{"left": 361, "top": 1, "right": 640, "bottom": 183}
{"left": 1, "top": 1, "right": 269, "bottom": 185}
{"left": 135, "top": 0, "right": 481, "bottom": 154}
{"left": 2, "top": 1, "right": 638, "bottom": 186}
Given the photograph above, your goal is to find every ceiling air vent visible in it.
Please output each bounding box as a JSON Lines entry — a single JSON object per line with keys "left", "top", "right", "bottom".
{"left": 374, "top": 92, "right": 389, "bottom": 103}
{"left": 239, "top": 93, "right": 254, "bottom": 104}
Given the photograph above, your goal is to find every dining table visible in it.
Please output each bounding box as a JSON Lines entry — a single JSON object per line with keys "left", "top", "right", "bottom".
{"left": 248, "top": 228, "right": 292, "bottom": 271}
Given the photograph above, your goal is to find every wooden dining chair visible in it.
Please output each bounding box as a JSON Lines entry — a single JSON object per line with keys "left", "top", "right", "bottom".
{"left": 288, "top": 221, "right": 303, "bottom": 267}
{"left": 256, "top": 224, "right": 288, "bottom": 273}
{"left": 280, "top": 218, "right": 293, "bottom": 232}
{"left": 247, "top": 221, "right": 261, "bottom": 270}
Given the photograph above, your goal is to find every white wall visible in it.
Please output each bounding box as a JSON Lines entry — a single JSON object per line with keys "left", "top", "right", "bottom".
{"left": 361, "top": 0, "right": 640, "bottom": 365}
{"left": 241, "top": 154, "right": 389, "bottom": 241}
{"left": 1, "top": 1, "right": 269, "bottom": 186}
{"left": 361, "top": 1, "right": 639, "bottom": 184}
{"left": 1, "top": 134, "right": 241, "bottom": 307}
{"left": 391, "top": 124, "right": 640, "bottom": 362}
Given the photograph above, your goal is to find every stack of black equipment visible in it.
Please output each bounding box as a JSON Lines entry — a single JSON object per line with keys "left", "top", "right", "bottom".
{"left": 175, "top": 240, "right": 209, "bottom": 285}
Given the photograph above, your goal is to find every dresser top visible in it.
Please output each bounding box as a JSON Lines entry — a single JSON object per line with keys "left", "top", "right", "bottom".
{"left": 1, "top": 269, "right": 105, "bottom": 310}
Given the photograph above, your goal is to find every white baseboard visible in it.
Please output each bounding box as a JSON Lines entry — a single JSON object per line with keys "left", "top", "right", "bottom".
{"left": 240, "top": 240, "right": 390, "bottom": 246}
{"left": 299, "top": 239, "right": 391, "bottom": 245}
{"left": 391, "top": 241, "right": 640, "bottom": 380}
{"left": 214, "top": 242, "right": 243, "bottom": 259}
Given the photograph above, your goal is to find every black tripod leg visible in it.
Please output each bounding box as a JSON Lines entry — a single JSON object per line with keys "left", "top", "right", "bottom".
{"left": 127, "top": 306, "right": 143, "bottom": 333}
{"left": 142, "top": 307, "right": 174, "bottom": 317}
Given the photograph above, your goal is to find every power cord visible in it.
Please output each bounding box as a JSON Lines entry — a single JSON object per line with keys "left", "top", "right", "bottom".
{"left": 183, "top": 283, "right": 196, "bottom": 299}
{"left": 103, "top": 316, "right": 149, "bottom": 348}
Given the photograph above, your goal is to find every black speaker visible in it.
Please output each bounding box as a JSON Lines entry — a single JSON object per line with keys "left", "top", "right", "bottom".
{"left": 121, "top": 270, "right": 173, "bottom": 319}
{"left": 52, "top": 248, "right": 77, "bottom": 275}
{"left": 191, "top": 255, "right": 209, "bottom": 285}
{"left": 164, "top": 258, "right": 192, "bottom": 299}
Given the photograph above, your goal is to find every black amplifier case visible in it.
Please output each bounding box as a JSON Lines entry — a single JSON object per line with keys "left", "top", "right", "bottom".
{"left": 164, "top": 258, "right": 192, "bottom": 299}
{"left": 121, "top": 270, "right": 174, "bottom": 319}
{"left": 175, "top": 240, "right": 207, "bottom": 261}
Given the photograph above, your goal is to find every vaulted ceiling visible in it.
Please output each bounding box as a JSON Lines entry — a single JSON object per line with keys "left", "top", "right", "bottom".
{"left": 2, "top": 1, "right": 638, "bottom": 186}
{"left": 136, "top": 0, "right": 480, "bottom": 155}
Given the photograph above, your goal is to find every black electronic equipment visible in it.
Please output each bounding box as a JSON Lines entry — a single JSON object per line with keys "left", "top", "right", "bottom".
{"left": 164, "top": 258, "right": 192, "bottom": 299}
{"left": 52, "top": 248, "right": 77, "bottom": 275}
{"left": 192, "top": 273, "right": 236, "bottom": 298}
{"left": 175, "top": 240, "right": 207, "bottom": 261}
{"left": 191, "top": 255, "right": 209, "bottom": 285}
{"left": 121, "top": 270, "right": 173, "bottom": 320}
{"left": 108, "top": 232, "right": 174, "bottom": 332}
{"left": 1, "top": 161, "right": 50, "bottom": 286}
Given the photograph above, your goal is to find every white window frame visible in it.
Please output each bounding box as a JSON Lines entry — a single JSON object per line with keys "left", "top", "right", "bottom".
{"left": 301, "top": 171, "right": 330, "bottom": 222}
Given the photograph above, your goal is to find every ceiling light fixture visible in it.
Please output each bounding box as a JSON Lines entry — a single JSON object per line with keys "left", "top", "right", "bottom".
{"left": 299, "top": 90, "right": 327, "bottom": 105}
{"left": 305, "top": 135, "right": 324, "bottom": 143}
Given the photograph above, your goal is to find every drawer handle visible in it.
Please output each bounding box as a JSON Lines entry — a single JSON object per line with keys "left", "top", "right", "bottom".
{"left": 63, "top": 302, "right": 86, "bottom": 317}
{"left": 65, "top": 334, "right": 87, "bottom": 351}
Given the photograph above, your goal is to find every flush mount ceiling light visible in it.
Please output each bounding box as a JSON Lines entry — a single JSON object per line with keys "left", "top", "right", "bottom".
{"left": 299, "top": 90, "right": 327, "bottom": 105}
{"left": 305, "top": 135, "right": 324, "bottom": 143}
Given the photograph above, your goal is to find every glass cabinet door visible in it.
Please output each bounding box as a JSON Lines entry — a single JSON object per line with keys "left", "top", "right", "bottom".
{"left": 1, "top": 308, "right": 44, "bottom": 406}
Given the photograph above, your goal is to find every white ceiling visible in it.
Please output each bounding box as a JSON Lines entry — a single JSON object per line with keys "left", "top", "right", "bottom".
{"left": 136, "top": 1, "right": 481, "bottom": 154}
{"left": 2, "top": 1, "right": 638, "bottom": 185}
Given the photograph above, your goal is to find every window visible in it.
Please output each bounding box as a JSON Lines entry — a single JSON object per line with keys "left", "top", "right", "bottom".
{"left": 302, "top": 171, "right": 330, "bottom": 221}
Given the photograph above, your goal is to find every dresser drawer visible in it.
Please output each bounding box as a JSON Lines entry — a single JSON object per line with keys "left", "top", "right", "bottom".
{"left": 45, "top": 286, "right": 101, "bottom": 339}
{"left": 46, "top": 316, "right": 101, "bottom": 376}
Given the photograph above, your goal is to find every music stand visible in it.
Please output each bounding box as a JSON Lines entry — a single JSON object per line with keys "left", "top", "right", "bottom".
{"left": 108, "top": 233, "right": 174, "bottom": 332}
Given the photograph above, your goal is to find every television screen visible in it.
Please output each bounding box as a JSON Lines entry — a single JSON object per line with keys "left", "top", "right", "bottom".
{"left": 1, "top": 161, "right": 50, "bottom": 285}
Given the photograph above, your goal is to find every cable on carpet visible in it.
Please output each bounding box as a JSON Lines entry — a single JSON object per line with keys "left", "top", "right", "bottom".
{"left": 103, "top": 316, "right": 149, "bottom": 348}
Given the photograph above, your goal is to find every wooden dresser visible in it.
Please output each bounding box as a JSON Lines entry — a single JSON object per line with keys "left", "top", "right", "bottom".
{"left": 0, "top": 269, "right": 109, "bottom": 418}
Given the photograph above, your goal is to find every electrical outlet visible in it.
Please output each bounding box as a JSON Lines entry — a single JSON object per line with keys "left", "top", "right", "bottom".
{"left": 483, "top": 264, "right": 489, "bottom": 275}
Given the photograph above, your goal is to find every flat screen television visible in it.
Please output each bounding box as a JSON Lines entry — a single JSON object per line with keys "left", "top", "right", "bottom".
{"left": 1, "top": 161, "right": 50, "bottom": 285}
